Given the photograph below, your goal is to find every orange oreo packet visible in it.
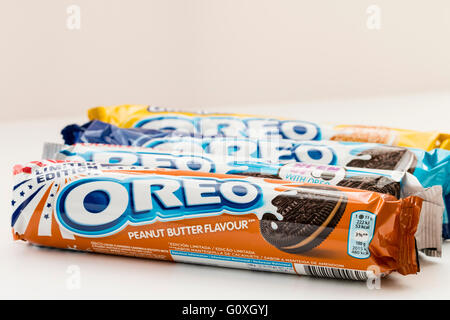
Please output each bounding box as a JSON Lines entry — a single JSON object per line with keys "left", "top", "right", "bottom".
{"left": 12, "top": 161, "right": 421, "bottom": 280}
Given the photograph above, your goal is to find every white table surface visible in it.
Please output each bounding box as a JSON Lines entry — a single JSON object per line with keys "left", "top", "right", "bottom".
{"left": 1, "top": 94, "right": 449, "bottom": 299}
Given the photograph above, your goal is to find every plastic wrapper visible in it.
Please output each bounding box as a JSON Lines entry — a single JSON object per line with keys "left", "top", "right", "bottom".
{"left": 12, "top": 161, "right": 425, "bottom": 280}
{"left": 43, "top": 142, "right": 444, "bottom": 256}
{"left": 88, "top": 104, "right": 450, "bottom": 151}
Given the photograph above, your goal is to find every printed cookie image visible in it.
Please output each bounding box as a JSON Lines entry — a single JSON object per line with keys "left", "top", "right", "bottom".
{"left": 345, "top": 146, "right": 417, "bottom": 172}
{"left": 237, "top": 171, "right": 280, "bottom": 179}
{"left": 336, "top": 175, "right": 401, "bottom": 199}
{"left": 260, "top": 185, "right": 347, "bottom": 254}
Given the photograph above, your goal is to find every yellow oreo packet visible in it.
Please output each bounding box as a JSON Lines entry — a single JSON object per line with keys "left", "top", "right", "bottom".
{"left": 335, "top": 125, "right": 450, "bottom": 151}
{"left": 88, "top": 104, "right": 450, "bottom": 151}
{"left": 388, "top": 129, "right": 450, "bottom": 151}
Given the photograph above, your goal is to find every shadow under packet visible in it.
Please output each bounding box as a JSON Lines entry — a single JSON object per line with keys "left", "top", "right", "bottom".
{"left": 43, "top": 142, "right": 443, "bottom": 257}
{"left": 12, "top": 160, "right": 424, "bottom": 280}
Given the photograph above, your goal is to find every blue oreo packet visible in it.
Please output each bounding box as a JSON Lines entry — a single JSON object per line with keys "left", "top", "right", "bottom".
{"left": 61, "top": 120, "right": 450, "bottom": 239}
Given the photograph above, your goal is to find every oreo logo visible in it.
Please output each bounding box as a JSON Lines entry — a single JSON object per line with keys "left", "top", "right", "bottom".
{"left": 56, "top": 176, "right": 263, "bottom": 236}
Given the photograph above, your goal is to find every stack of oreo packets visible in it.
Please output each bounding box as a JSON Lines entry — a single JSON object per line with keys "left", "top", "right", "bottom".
{"left": 12, "top": 105, "right": 450, "bottom": 281}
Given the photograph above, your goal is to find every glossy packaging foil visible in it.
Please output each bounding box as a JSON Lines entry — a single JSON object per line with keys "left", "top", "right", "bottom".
{"left": 43, "top": 142, "right": 444, "bottom": 256}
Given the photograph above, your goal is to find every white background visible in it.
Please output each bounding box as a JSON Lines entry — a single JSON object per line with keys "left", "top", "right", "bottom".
{"left": 0, "top": 94, "right": 449, "bottom": 299}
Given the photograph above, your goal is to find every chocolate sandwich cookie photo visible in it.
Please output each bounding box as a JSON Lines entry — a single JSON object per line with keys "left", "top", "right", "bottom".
{"left": 42, "top": 142, "right": 444, "bottom": 255}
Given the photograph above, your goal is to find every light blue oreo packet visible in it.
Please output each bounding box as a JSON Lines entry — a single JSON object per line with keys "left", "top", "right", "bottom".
{"left": 60, "top": 120, "right": 450, "bottom": 240}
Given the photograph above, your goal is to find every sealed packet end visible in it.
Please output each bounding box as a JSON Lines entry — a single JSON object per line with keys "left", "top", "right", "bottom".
{"left": 87, "top": 104, "right": 450, "bottom": 151}
{"left": 414, "top": 186, "right": 444, "bottom": 257}
{"left": 400, "top": 173, "right": 444, "bottom": 257}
